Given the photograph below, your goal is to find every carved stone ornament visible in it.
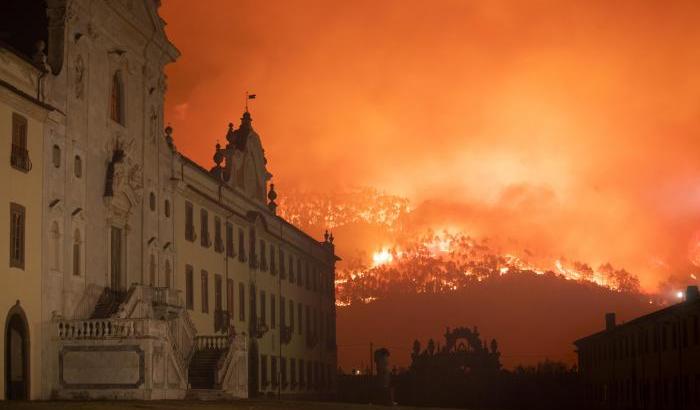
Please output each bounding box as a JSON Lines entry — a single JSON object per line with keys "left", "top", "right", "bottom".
{"left": 74, "top": 55, "right": 85, "bottom": 99}
{"left": 104, "top": 135, "right": 143, "bottom": 211}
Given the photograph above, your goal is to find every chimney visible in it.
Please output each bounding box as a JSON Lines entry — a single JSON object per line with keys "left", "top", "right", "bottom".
{"left": 605, "top": 313, "right": 616, "bottom": 331}
{"left": 687, "top": 286, "right": 699, "bottom": 302}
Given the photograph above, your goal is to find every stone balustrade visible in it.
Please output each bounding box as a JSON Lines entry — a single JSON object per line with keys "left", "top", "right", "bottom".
{"left": 56, "top": 318, "right": 162, "bottom": 339}
{"left": 194, "top": 335, "right": 229, "bottom": 351}
{"left": 152, "top": 287, "right": 182, "bottom": 307}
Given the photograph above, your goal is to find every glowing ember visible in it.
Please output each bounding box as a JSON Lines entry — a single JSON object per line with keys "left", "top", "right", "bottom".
{"left": 372, "top": 249, "right": 394, "bottom": 266}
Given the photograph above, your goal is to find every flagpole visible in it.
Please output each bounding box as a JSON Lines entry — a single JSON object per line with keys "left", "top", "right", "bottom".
{"left": 245, "top": 91, "right": 249, "bottom": 112}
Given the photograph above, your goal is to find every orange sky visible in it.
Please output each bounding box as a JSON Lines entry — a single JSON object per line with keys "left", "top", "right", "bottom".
{"left": 160, "top": 0, "right": 700, "bottom": 291}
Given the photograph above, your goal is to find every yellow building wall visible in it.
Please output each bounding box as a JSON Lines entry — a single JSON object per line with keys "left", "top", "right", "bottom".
{"left": 0, "top": 96, "right": 45, "bottom": 399}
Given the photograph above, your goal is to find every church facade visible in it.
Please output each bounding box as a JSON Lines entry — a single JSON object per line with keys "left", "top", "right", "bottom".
{"left": 0, "top": 0, "right": 338, "bottom": 400}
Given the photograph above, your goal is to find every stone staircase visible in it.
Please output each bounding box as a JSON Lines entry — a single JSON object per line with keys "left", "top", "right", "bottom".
{"left": 90, "top": 288, "right": 128, "bottom": 319}
{"left": 188, "top": 349, "right": 225, "bottom": 389}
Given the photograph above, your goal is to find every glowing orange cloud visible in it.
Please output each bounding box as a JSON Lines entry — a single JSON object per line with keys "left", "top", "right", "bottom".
{"left": 160, "top": 0, "right": 700, "bottom": 290}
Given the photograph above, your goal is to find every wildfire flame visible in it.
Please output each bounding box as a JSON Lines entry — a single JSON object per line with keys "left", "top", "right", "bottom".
{"left": 275, "top": 188, "right": 671, "bottom": 307}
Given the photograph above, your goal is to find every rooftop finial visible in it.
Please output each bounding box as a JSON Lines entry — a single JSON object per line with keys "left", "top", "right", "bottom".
{"left": 213, "top": 141, "right": 223, "bottom": 166}
{"left": 324, "top": 230, "right": 330, "bottom": 243}
{"left": 267, "top": 183, "right": 278, "bottom": 214}
{"left": 164, "top": 124, "right": 174, "bottom": 149}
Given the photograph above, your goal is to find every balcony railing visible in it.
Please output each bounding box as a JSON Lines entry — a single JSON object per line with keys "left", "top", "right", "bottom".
{"left": 10, "top": 144, "right": 31, "bottom": 172}
{"left": 194, "top": 335, "right": 229, "bottom": 351}
{"left": 281, "top": 325, "right": 293, "bottom": 345}
{"left": 306, "top": 333, "right": 319, "bottom": 349}
{"left": 214, "top": 309, "right": 229, "bottom": 332}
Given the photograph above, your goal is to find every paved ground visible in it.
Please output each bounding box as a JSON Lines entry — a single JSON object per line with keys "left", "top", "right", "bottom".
{"left": 0, "top": 400, "right": 450, "bottom": 410}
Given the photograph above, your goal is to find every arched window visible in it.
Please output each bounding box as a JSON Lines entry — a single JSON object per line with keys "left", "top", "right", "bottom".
{"left": 164, "top": 259, "right": 172, "bottom": 288}
{"left": 50, "top": 221, "right": 60, "bottom": 271}
{"left": 149, "top": 254, "right": 156, "bottom": 286}
{"left": 164, "top": 199, "right": 171, "bottom": 218}
{"left": 149, "top": 192, "right": 156, "bottom": 212}
{"left": 72, "top": 229, "right": 81, "bottom": 276}
{"left": 52, "top": 145, "right": 61, "bottom": 168}
{"left": 74, "top": 155, "right": 82, "bottom": 178}
{"left": 110, "top": 71, "right": 124, "bottom": 124}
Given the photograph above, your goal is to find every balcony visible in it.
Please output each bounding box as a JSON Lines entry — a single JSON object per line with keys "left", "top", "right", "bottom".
{"left": 214, "top": 237, "right": 224, "bottom": 253}
{"left": 10, "top": 144, "right": 31, "bottom": 172}
{"left": 281, "top": 325, "right": 293, "bottom": 345}
{"left": 306, "top": 333, "right": 318, "bottom": 349}
{"left": 185, "top": 225, "right": 196, "bottom": 242}
{"left": 214, "top": 309, "right": 230, "bottom": 332}
{"left": 255, "top": 320, "right": 269, "bottom": 339}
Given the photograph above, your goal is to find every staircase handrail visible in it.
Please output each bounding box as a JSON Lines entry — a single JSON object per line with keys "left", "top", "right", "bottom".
{"left": 216, "top": 334, "right": 247, "bottom": 390}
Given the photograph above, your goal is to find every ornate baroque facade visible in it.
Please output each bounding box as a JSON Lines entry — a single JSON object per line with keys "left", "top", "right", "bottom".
{"left": 0, "top": 0, "right": 338, "bottom": 400}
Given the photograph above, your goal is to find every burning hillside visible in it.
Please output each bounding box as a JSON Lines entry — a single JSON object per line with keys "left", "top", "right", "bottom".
{"left": 334, "top": 230, "right": 646, "bottom": 307}
{"left": 276, "top": 187, "right": 682, "bottom": 306}
{"left": 277, "top": 187, "right": 684, "bottom": 370}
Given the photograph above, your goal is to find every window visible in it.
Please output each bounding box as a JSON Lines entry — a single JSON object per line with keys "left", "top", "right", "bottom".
{"left": 185, "top": 201, "right": 194, "bottom": 241}
{"left": 149, "top": 192, "right": 156, "bottom": 211}
{"left": 185, "top": 265, "right": 194, "bottom": 310}
{"left": 11, "top": 113, "right": 30, "bottom": 172}
{"left": 226, "top": 222, "right": 234, "bottom": 257}
{"left": 281, "top": 357, "right": 287, "bottom": 387}
{"left": 307, "top": 362, "right": 312, "bottom": 389}
{"left": 298, "top": 302, "right": 303, "bottom": 335}
{"left": 305, "top": 261, "right": 310, "bottom": 290}
{"left": 149, "top": 253, "right": 156, "bottom": 285}
{"left": 280, "top": 296, "right": 286, "bottom": 329}
{"left": 200, "top": 209, "right": 210, "bottom": 247}
{"left": 289, "top": 255, "right": 294, "bottom": 283}
{"left": 261, "top": 355, "right": 269, "bottom": 387}
{"left": 239, "top": 283, "right": 245, "bottom": 321}
{"left": 50, "top": 221, "right": 60, "bottom": 271}
{"left": 290, "top": 358, "right": 297, "bottom": 386}
{"left": 164, "top": 259, "right": 172, "bottom": 288}
{"left": 238, "top": 228, "right": 246, "bottom": 262}
{"left": 227, "top": 278, "right": 234, "bottom": 316}
{"left": 201, "top": 270, "right": 209, "bottom": 313}
{"left": 299, "top": 359, "right": 305, "bottom": 387}
{"left": 249, "top": 228, "right": 257, "bottom": 268}
{"left": 297, "top": 259, "right": 302, "bottom": 286}
{"left": 289, "top": 299, "right": 295, "bottom": 332}
{"left": 260, "top": 290, "right": 266, "bottom": 325}
{"left": 214, "top": 217, "right": 223, "bottom": 253}
{"left": 74, "top": 155, "right": 82, "bottom": 178}
{"left": 271, "top": 294, "right": 276, "bottom": 329}
{"left": 271, "top": 356, "right": 278, "bottom": 388}
{"left": 72, "top": 229, "right": 82, "bottom": 276}
{"left": 110, "top": 71, "right": 124, "bottom": 124}
{"left": 215, "top": 274, "right": 222, "bottom": 312}
{"left": 110, "top": 227, "right": 123, "bottom": 290}
{"left": 306, "top": 305, "right": 311, "bottom": 338}
{"left": 52, "top": 145, "right": 61, "bottom": 168}
{"left": 9, "top": 203, "right": 25, "bottom": 269}
{"left": 270, "top": 244, "right": 276, "bottom": 275}
{"left": 164, "top": 199, "right": 171, "bottom": 218}
{"left": 279, "top": 248, "right": 286, "bottom": 279}
{"left": 260, "top": 239, "right": 267, "bottom": 271}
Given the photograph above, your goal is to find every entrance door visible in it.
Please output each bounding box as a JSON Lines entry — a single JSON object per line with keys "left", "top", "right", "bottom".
{"left": 5, "top": 314, "right": 28, "bottom": 400}
{"left": 110, "top": 226, "right": 123, "bottom": 291}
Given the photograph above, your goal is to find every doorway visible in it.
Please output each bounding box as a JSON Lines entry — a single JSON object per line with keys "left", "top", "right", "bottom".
{"left": 5, "top": 305, "right": 29, "bottom": 400}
